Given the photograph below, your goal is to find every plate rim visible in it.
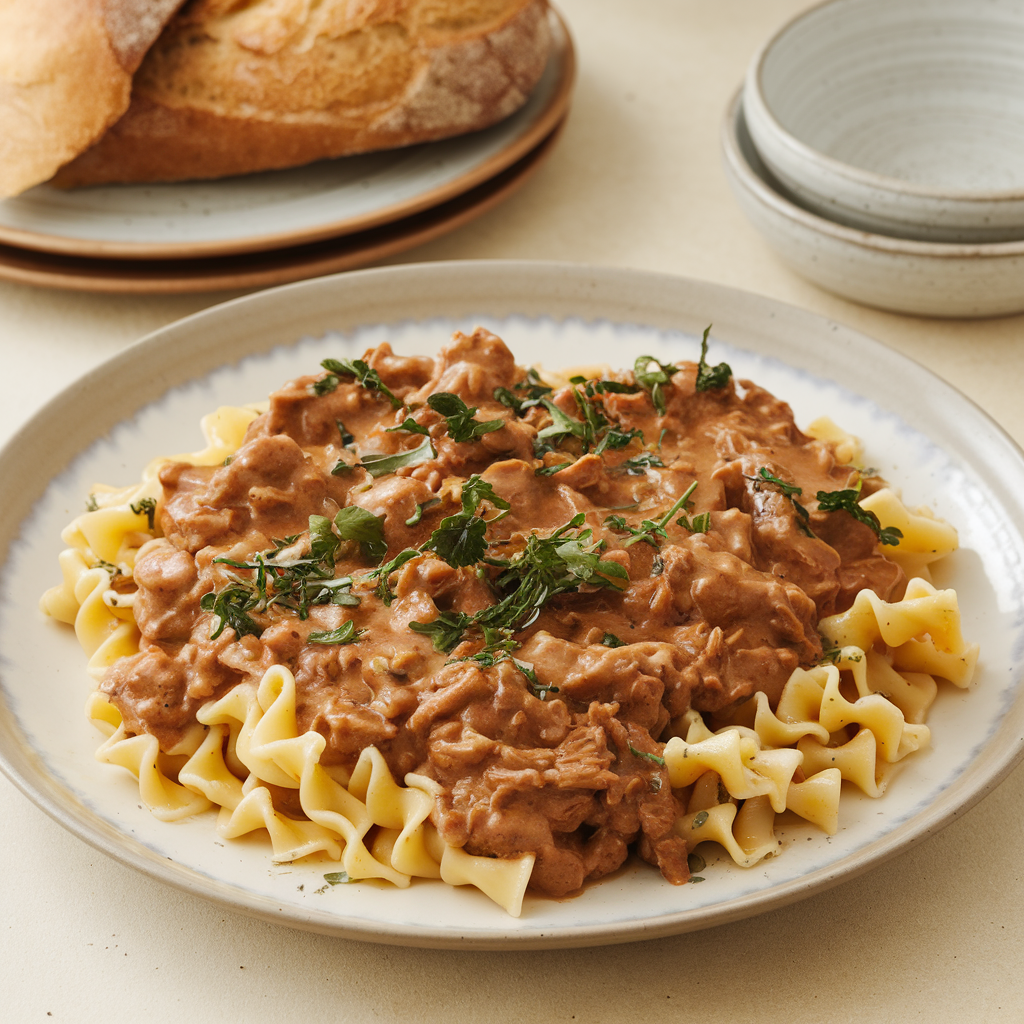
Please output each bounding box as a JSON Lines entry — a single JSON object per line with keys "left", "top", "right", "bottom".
{"left": 2, "top": 260, "right": 1023, "bottom": 949}
{"left": 0, "top": 121, "right": 564, "bottom": 295}
{"left": 0, "top": 7, "right": 574, "bottom": 261}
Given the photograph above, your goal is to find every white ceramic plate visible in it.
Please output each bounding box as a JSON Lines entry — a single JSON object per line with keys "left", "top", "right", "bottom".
{"left": 0, "top": 9, "right": 573, "bottom": 260}
{"left": 1, "top": 263, "right": 1022, "bottom": 950}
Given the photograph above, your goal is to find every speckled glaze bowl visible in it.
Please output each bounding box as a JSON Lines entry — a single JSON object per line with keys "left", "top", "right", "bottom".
{"left": 744, "top": 0, "right": 1024, "bottom": 243}
{"left": 722, "top": 91, "right": 1024, "bottom": 318}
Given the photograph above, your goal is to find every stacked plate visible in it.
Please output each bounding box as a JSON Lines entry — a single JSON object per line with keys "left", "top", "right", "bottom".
{"left": 722, "top": 0, "right": 1024, "bottom": 318}
{"left": 0, "top": 9, "right": 573, "bottom": 295}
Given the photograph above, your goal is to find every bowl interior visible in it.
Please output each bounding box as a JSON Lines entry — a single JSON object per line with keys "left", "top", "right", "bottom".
{"left": 760, "top": 0, "right": 1024, "bottom": 194}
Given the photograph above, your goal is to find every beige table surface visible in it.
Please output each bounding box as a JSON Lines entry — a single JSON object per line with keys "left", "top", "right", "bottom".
{"left": 3, "top": 2, "right": 1023, "bottom": 1020}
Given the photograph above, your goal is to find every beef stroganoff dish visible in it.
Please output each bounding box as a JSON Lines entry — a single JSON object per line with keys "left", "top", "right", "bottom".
{"left": 41, "top": 328, "right": 978, "bottom": 916}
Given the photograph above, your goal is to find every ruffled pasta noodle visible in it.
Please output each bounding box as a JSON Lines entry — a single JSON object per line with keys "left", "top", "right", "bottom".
{"left": 42, "top": 387, "right": 978, "bottom": 913}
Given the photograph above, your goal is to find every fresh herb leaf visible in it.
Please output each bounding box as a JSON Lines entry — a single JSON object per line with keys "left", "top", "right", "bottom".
{"left": 816, "top": 483, "right": 903, "bottom": 546}
{"left": 605, "top": 481, "right": 698, "bottom": 548}
{"left": 421, "top": 475, "right": 510, "bottom": 567}
{"left": 426, "top": 392, "right": 504, "bottom": 443}
{"left": 309, "top": 515, "right": 340, "bottom": 564}
{"left": 601, "top": 631, "right": 627, "bottom": 648}
{"left": 592, "top": 379, "right": 639, "bottom": 395}
{"left": 331, "top": 459, "right": 354, "bottom": 475}
{"left": 493, "top": 369, "right": 553, "bottom": 414}
{"left": 753, "top": 467, "right": 815, "bottom": 536}
{"left": 678, "top": 510, "right": 711, "bottom": 534}
{"left": 694, "top": 325, "right": 732, "bottom": 391}
{"left": 206, "top": 515, "right": 360, "bottom": 625}
{"left": 516, "top": 659, "right": 559, "bottom": 700}
{"left": 307, "top": 620, "right": 365, "bottom": 645}
{"left": 757, "top": 467, "right": 802, "bottom": 497}
{"left": 687, "top": 852, "right": 707, "bottom": 874}
{"left": 333, "top": 506, "right": 387, "bottom": 562}
{"left": 386, "top": 417, "right": 431, "bottom": 437}
{"left": 359, "top": 437, "right": 435, "bottom": 478}
{"left": 634, "top": 355, "right": 679, "bottom": 415}
{"left": 628, "top": 742, "right": 667, "bottom": 767}
{"left": 413, "top": 515, "right": 628, "bottom": 651}
{"left": 619, "top": 452, "right": 665, "bottom": 476}
{"left": 409, "top": 610, "right": 475, "bottom": 653}
{"left": 360, "top": 548, "right": 420, "bottom": 606}
{"left": 85, "top": 494, "right": 99, "bottom": 512}
{"left": 536, "top": 398, "right": 588, "bottom": 444}
{"left": 336, "top": 419, "right": 355, "bottom": 446}
{"left": 405, "top": 498, "right": 441, "bottom": 527}
{"left": 200, "top": 585, "right": 263, "bottom": 640}
{"left": 692, "top": 810, "right": 709, "bottom": 829}
{"left": 130, "top": 496, "right": 157, "bottom": 530}
{"left": 318, "top": 358, "right": 401, "bottom": 408}
{"left": 593, "top": 427, "right": 643, "bottom": 456}
{"left": 323, "top": 871, "right": 351, "bottom": 885}
{"left": 535, "top": 460, "right": 574, "bottom": 476}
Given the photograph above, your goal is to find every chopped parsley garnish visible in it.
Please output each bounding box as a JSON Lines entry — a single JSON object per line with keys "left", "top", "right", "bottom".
{"left": 678, "top": 510, "right": 711, "bottom": 534}
{"left": 692, "top": 810, "right": 709, "bottom": 829}
{"left": 333, "top": 505, "right": 387, "bottom": 561}
{"left": 411, "top": 514, "right": 628, "bottom": 652}
{"left": 200, "top": 584, "right": 263, "bottom": 640}
{"left": 360, "top": 548, "right": 420, "bottom": 606}
{"left": 619, "top": 452, "right": 665, "bottom": 476}
{"left": 307, "top": 620, "right": 365, "bottom": 645}
{"left": 537, "top": 398, "right": 587, "bottom": 444}
{"left": 535, "top": 380, "right": 644, "bottom": 457}
{"left": 130, "top": 496, "right": 157, "bottom": 530}
{"left": 535, "top": 460, "right": 574, "bottom": 476}
{"left": 203, "top": 513, "right": 363, "bottom": 636}
{"left": 405, "top": 498, "right": 440, "bottom": 526}
{"left": 605, "top": 481, "right": 698, "bottom": 548}
{"left": 757, "top": 467, "right": 803, "bottom": 498}
{"left": 634, "top": 355, "right": 679, "bottom": 415}
{"left": 336, "top": 420, "right": 355, "bottom": 446}
{"left": 315, "top": 358, "right": 401, "bottom": 408}
{"left": 752, "top": 468, "right": 813, "bottom": 535}
{"left": 323, "top": 871, "right": 351, "bottom": 885}
{"left": 330, "top": 459, "right": 354, "bottom": 475}
{"left": 592, "top": 427, "right": 643, "bottom": 456}
{"left": 694, "top": 325, "right": 732, "bottom": 391}
{"left": 96, "top": 559, "right": 122, "bottom": 578}
{"left": 426, "top": 392, "right": 504, "bottom": 443}
{"left": 754, "top": 470, "right": 902, "bottom": 547}
{"left": 421, "top": 476, "right": 511, "bottom": 567}
{"left": 386, "top": 417, "right": 431, "bottom": 437}
{"left": 359, "top": 437, "right": 436, "bottom": 478}
{"left": 628, "top": 742, "right": 667, "bottom": 767}
{"left": 85, "top": 494, "right": 99, "bottom": 512}
{"left": 493, "top": 368, "right": 553, "bottom": 413}
{"left": 409, "top": 610, "right": 475, "bottom": 653}
{"left": 601, "top": 632, "right": 627, "bottom": 648}
{"left": 815, "top": 483, "right": 903, "bottom": 546}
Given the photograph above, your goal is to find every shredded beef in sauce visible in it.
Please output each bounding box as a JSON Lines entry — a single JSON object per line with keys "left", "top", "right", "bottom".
{"left": 101, "top": 329, "right": 905, "bottom": 898}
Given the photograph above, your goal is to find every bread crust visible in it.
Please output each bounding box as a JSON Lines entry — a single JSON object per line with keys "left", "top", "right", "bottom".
{"left": 0, "top": 0, "right": 184, "bottom": 196}
{"left": 54, "top": 0, "right": 552, "bottom": 187}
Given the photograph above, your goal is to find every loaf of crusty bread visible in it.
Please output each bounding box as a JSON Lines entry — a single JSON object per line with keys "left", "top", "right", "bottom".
{"left": 52, "top": 0, "right": 552, "bottom": 187}
{"left": 0, "top": 0, "right": 185, "bottom": 196}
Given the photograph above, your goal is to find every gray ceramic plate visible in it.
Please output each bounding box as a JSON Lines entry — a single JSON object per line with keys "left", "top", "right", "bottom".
{"left": 1, "top": 262, "right": 1021, "bottom": 949}
{"left": 0, "top": 9, "right": 573, "bottom": 260}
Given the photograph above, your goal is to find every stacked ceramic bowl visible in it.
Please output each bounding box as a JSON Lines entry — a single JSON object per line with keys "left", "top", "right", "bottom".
{"left": 722, "top": 0, "right": 1024, "bottom": 317}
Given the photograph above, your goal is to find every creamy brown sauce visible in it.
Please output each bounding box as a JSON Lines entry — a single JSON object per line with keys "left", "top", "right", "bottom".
{"left": 101, "top": 329, "right": 904, "bottom": 897}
